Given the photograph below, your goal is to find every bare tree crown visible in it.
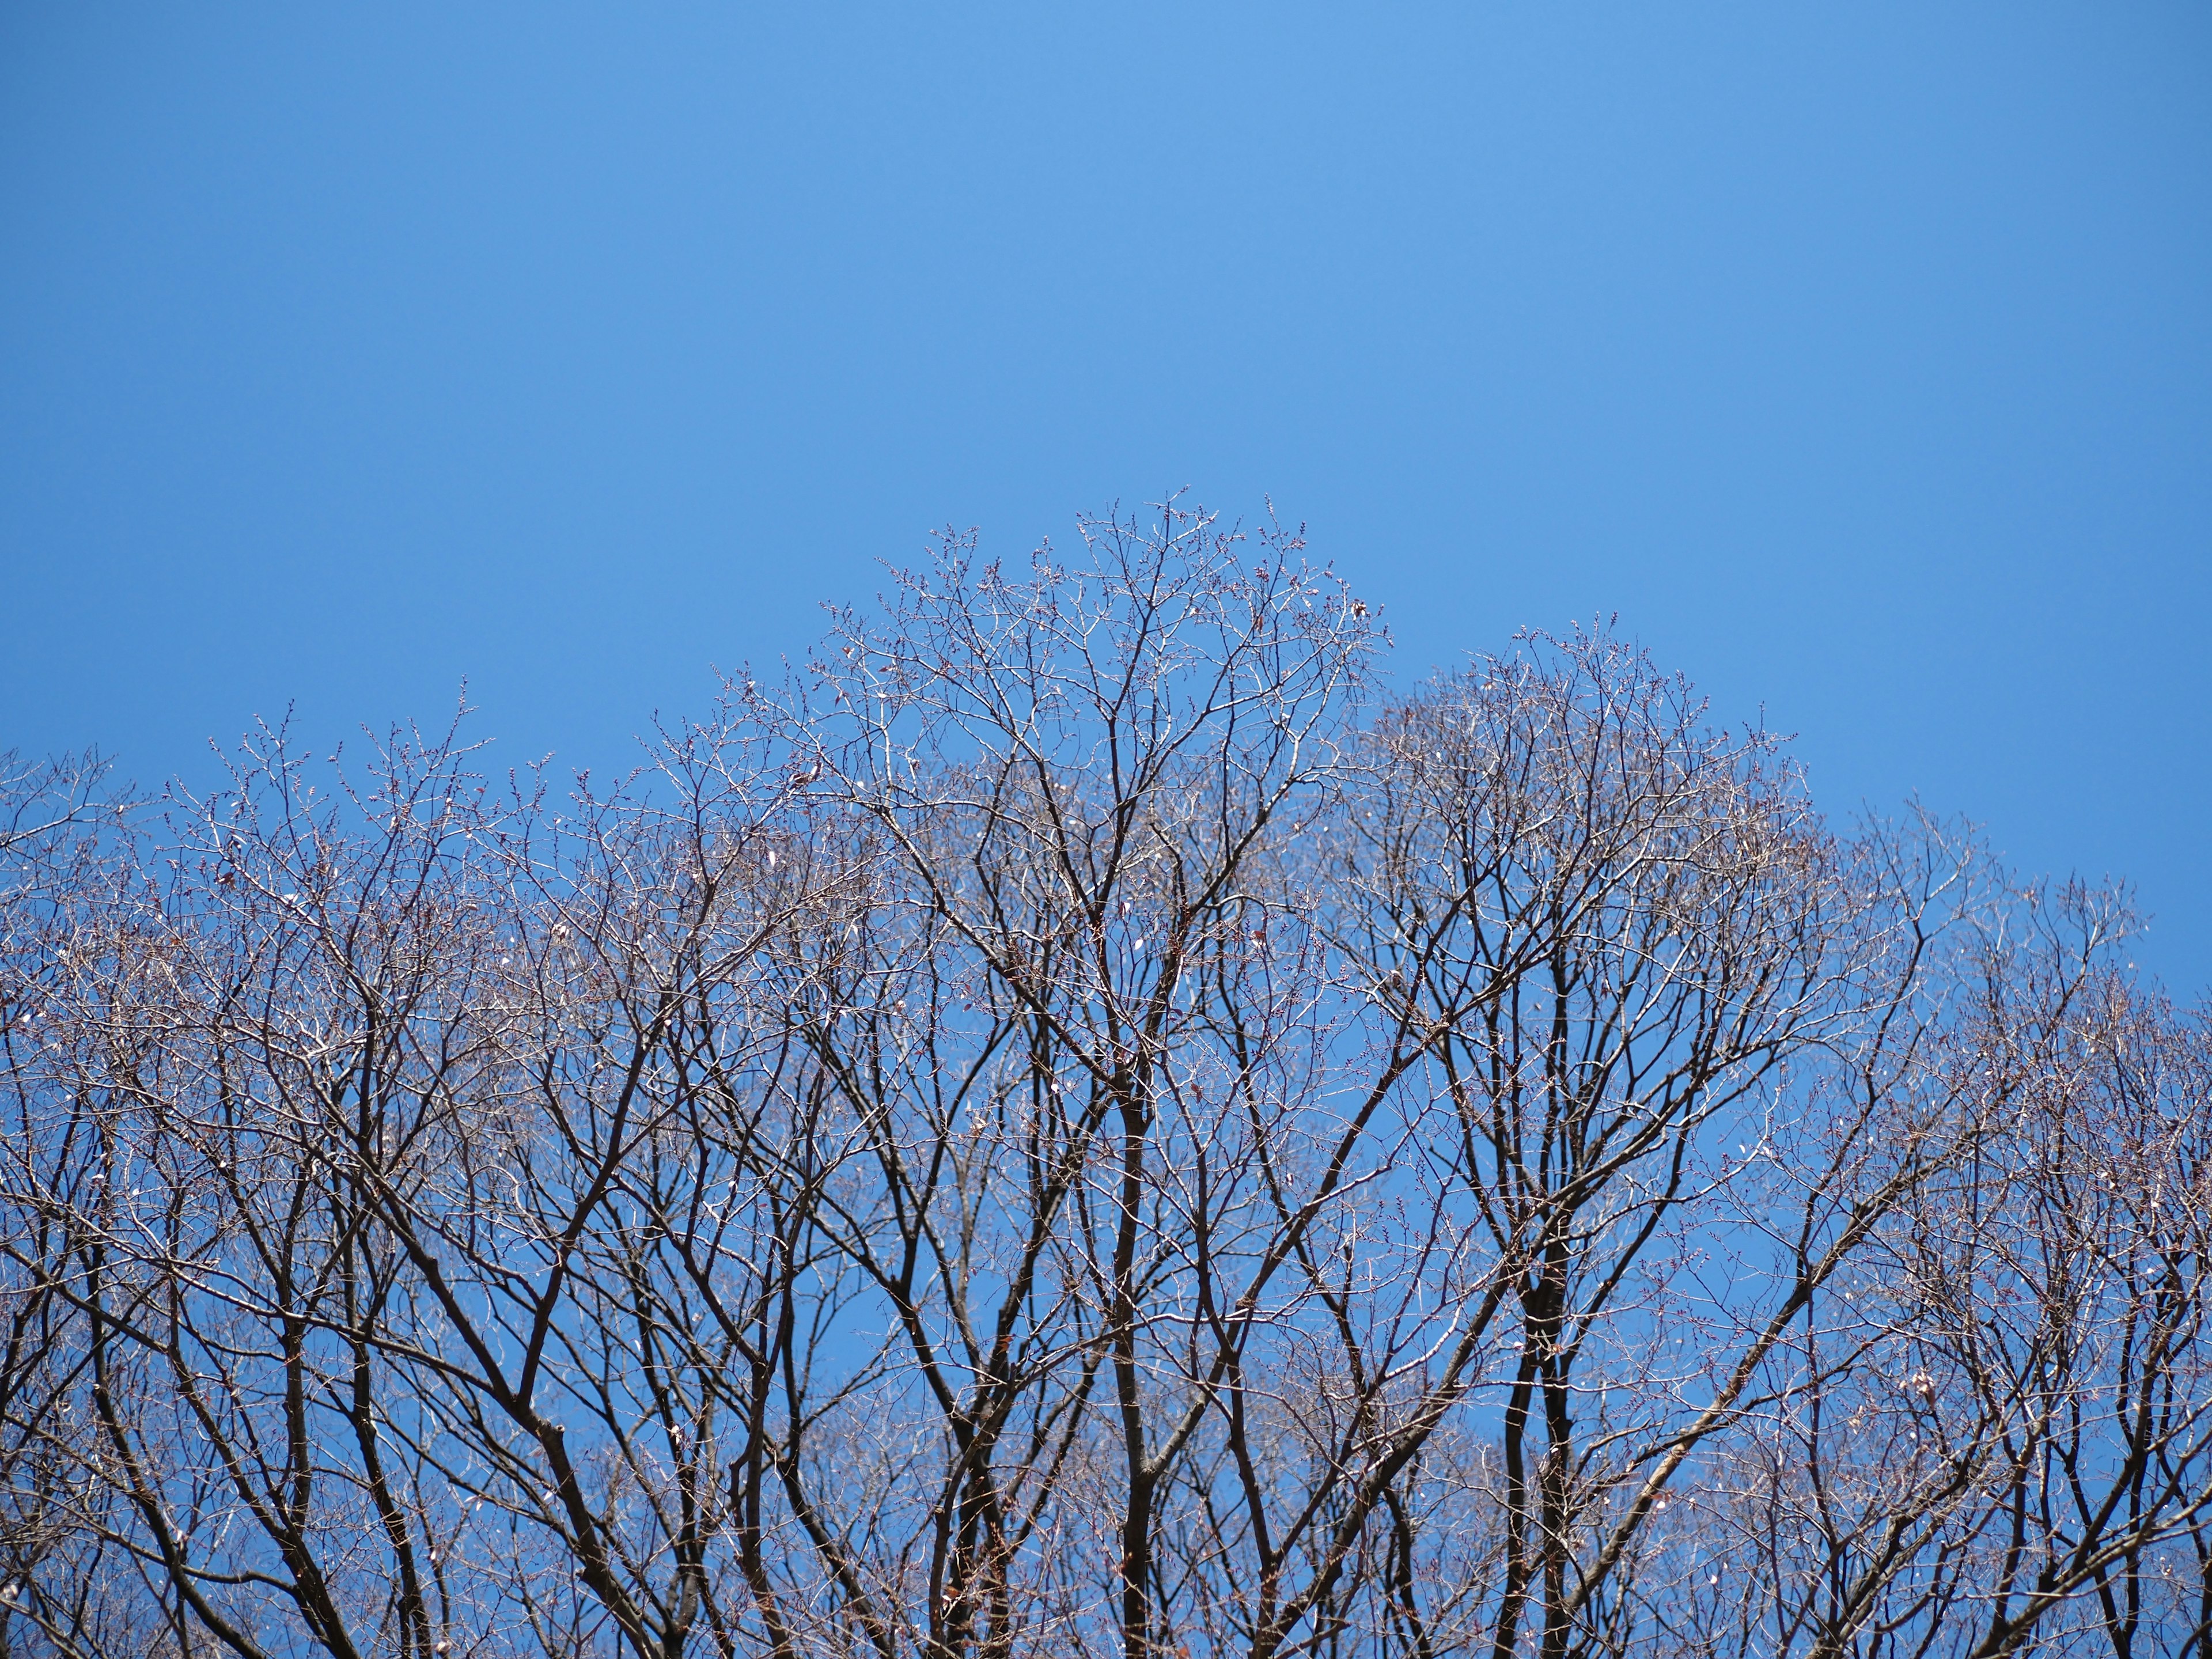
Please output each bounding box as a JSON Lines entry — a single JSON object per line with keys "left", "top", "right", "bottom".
{"left": 2, "top": 505, "right": 2205, "bottom": 1659}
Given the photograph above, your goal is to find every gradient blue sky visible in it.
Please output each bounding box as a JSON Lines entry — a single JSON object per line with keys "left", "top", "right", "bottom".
{"left": 5, "top": 6, "right": 2209, "bottom": 988}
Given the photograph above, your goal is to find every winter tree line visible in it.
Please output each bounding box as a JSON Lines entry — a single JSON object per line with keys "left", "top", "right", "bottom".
{"left": 2, "top": 507, "right": 2209, "bottom": 1659}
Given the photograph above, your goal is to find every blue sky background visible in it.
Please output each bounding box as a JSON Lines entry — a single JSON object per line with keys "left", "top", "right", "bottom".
{"left": 4, "top": 5, "right": 2209, "bottom": 989}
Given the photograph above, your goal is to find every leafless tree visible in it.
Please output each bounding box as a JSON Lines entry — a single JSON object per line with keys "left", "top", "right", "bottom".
{"left": 1, "top": 503, "right": 2203, "bottom": 1659}
{"left": 1687, "top": 893, "right": 2212, "bottom": 1659}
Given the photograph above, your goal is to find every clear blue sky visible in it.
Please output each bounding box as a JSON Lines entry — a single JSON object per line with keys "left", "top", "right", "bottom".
{"left": 5, "top": 6, "right": 2209, "bottom": 988}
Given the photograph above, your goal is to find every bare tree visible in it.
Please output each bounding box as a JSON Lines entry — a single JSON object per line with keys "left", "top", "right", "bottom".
{"left": 1692, "top": 890, "right": 2212, "bottom": 1659}
{"left": 1, "top": 503, "right": 2203, "bottom": 1659}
